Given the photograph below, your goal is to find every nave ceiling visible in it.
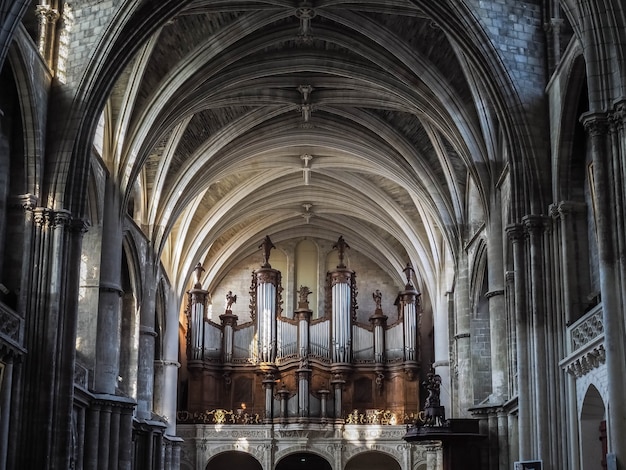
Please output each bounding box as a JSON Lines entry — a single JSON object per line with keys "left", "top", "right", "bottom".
{"left": 100, "top": 0, "right": 507, "bottom": 302}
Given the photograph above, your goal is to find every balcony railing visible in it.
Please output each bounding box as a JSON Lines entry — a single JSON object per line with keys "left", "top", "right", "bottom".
{"left": 561, "top": 304, "right": 605, "bottom": 378}
{"left": 0, "top": 301, "right": 25, "bottom": 355}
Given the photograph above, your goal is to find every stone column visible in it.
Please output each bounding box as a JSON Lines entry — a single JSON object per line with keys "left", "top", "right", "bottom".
{"left": 137, "top": 259, "right": 157, "bottom": 420}
{"left": 523, "top": 215, "right": 549, "bottom": 463}
{"left": 0, "top": 357, "right": 13, "bottom": 469}
{"left": 97, "top": 402, "right": 112, "bottom": 470}
{"left": 497, "top": 408, "right": 509, "bottom": 470}
{"left": 154, "top": 288, "right": 181, "bottom": 436}
{"left": 433, "top": 293, "right": 451, "bottom": 411}
{"left": 15, "top": 208, "right": 87, "bottom": 470}
{"left": 118, "top": 399, "right": 135, "bottom": 470}
{"left": 487, "top": 193, "right": 508, "bottom": 402}
{"left": 581, "top": 111, "right": 626, "bottom": 467}
{"left": 506, "top": 224, "right": 531, "bottom": 459}
{"left": 565, "top": 373, "right": 580, "bottom": 470}
{"left": 83, "top": 404, "right": 101, "bottom": 470}
{"left": 95, "top": 178, "right": 124, "bottom": 394}
{"left": 454, "top": 248, "right": 472, "bottom": 416}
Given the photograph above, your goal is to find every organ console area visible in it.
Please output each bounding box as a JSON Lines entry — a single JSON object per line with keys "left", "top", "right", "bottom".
{"left": 181, "top": 236, "right": 422, "bottom": 425}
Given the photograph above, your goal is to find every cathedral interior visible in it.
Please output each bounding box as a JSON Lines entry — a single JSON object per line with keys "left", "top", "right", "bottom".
{"left": 0, "top": 1, "right": 625, "bottom": 469}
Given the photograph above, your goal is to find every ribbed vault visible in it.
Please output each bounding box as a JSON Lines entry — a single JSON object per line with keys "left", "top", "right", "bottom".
{"left": 102, "top": 0, "right": 507, "bottom": 301}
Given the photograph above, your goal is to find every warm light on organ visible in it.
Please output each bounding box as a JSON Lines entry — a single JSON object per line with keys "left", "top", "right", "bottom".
{"left": 184, "top": 236, "right": 422, "bottom": 422}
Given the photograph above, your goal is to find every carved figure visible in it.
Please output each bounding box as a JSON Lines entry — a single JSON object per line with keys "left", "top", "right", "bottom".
{"left": 333, "top": 235, "right": 350, "bottom": 268}
{"left": 226, "top": 291, "right": 237, "bottom": 310}
{"left": 259, "top": 235, "right": 275, "bottom": 267}
{"left": 422, "top": 371, "right": 445, "bottom": 426}
{"left": 298, "top": 285, "right": 312, "bottom": 304}
{"left": 373, "top": 289, "right": 382, "bottom": 310}
{"left": 423, "top": 371, "right": 442, "bottom": 408}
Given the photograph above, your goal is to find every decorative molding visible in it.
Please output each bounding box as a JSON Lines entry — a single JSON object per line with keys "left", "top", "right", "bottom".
{"left": 505, "top": 223, "right": 524, "bottom": 242}
{"left": 580, "top": 111, "right": 609, "bottom": 136}
{"left": 565, "top": 344, "right": 606, "bottom": 377}
{"left": 570, "top": 308, "right": 603, "bottom": 351}
{"left": 485, "top": 289, "right": 505, "bottom": 299}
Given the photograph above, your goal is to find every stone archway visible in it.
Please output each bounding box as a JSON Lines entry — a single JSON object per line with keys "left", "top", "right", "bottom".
{"left": 275, "top": 452, "right": 332, "bottom": 470}
{"left": 345, "top": 451, "right": 401, "bottom": 470}
{"left": 580, "top": 385, "right": 606, "bottom": 470}
{"left": 206, "top": 451, "right": 262, "bottom": 470}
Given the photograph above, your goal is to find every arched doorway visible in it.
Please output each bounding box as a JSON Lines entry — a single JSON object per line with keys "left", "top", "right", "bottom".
{"left": 275, "top": 452, "right": 331, "bottom": 470}
{"left": 580, "top": 385, "right": 606, "bottom": 470}
{"left": 345, "top": 451, "right": 401, "bottom": 470}
{"left": 207, "top": 451, "right": 262, "bottom": 470}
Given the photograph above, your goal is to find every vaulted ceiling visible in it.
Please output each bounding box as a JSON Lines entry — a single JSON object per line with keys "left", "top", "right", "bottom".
{"left": 106, "top": 0, "right": 498, "bottom": 300}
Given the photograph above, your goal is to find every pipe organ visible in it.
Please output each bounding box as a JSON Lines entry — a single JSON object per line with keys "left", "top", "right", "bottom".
{"left": 184, "top": 237, "right": 422, "bottom": 423}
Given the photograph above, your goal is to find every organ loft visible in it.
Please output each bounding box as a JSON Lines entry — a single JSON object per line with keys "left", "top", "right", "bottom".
{"left": 180, "top": 236, "right": 422, "bottom": 427}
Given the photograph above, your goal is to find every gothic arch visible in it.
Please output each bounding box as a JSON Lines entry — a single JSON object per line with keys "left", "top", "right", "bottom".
{"left": 46, "top": 0, "right": 194, "bottom": 215}
{"left": 579, "top": 384, "right": 606, "bottom": 470}
{"left": 206, "top": 450, "right": 262, "bottom": 470}
{"left": 345, "top": 450, "right": 401, "bottom": 470}
{"left": 553, "top": 44, "right": 587, "bottom": 202}
{"left": 469, "top": 240, "right": 488, "bottom": 315}
{"left": 203, "top": 444, "right": 267, "bottom": 467}
{"left": 275, "top": 451, "right": 332, "bottom": 470}
{"left": 274, "top": 445, "right": 335, "bottom": 466}
{"left": 6, "top": 31, "right": 47, "bottom": 198}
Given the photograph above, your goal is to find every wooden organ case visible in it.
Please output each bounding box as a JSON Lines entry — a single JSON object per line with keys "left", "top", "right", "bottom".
{"left": 182, "top": 236, "right": 422, "bottom": 426}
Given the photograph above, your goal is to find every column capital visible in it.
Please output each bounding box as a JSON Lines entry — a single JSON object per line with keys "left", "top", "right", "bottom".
{"left": 555, "top": 200, "right": 587, "bottom": 217}
{"left": 611, "top": 97, "right": 626, "bottom": 121}
{"left": 35, "top": 4, "right": 60, "bottom": 23}
{"left": 505, "top": 223, "right": 524, "bottom": 242}
{"left": 10, "top": 193, "right": 38, "bottom": 211}
{"left": 522, "top": 214, "right": 547, "bottom": 235}
{"left": 580, "top": 111, "right": 610, "bottom": 136}
{"left": 485, "top": 289, "right": 505, "bottom": 299}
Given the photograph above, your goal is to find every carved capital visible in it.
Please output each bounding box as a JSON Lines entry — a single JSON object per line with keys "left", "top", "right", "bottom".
{"left": 580, "top": 111, "right": 609, "bottom": 137}
{"left": 10, "top": 194, "right": 38, "bottom": 211}
{"left": 523, "top": 214, "right": 547, "bottom": 237}
{"left": 505, "top": 223, "right": 524, "bottom": 243}
{"left": 36, "top": 5, "right": 60, "bottom": 24}
{"left": 556, "top": 200, "right": 587, "bottom": 217}
{"left": 610, "top": 98, "right": 626, "bottom": 127}
{"left": 485, "top": 289, "right": 504, "bottom": 299}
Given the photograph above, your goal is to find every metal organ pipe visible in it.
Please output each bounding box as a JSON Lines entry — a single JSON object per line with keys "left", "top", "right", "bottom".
{"left": 331, "top": 272, "right": 352, "bottom": 364}
{"left": 399, "top": 263, "right": 420, "bottom": 366}
{"left": 187, "top": 284, "right": 208, "bottom": 360}
{"left": 370, "top": 291, "right": 387, "bottom": 363}
{"left": 187, "top": 263, "right": 208, "bottom": 361}
{"left": 403, "top": 300, "right": 417, "bottom": 361}
{"left": 256, "top": 276, "right": 278, "bottom": 363}
{"left": 190, "top": 298, "right": 205, "bottom": 360}
{"left": 220, "top": 311, "right": 238, "bottom": 364}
